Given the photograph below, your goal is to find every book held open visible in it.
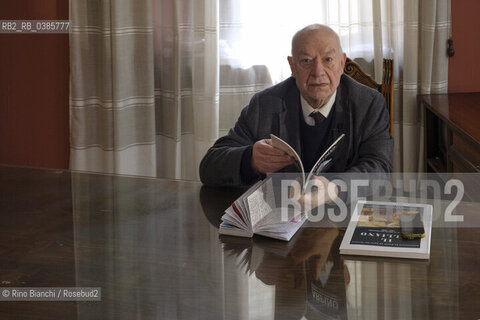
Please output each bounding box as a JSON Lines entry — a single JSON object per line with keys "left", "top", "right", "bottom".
{"left": 219, "top": 178, "right": 306, "bottom": 241}
{"left": 219, "top": 134, "right": 345, "bottom": 241}
{"left": 270, "top": 133, "right": 345, "bottom": 192}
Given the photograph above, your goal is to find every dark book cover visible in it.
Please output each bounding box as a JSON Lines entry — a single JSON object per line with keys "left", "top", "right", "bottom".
{"left": 350, "top": 226, "right": 420, "bottom": 248}
{"left": 349, "top": 204, "right": 423, "bottom": 248}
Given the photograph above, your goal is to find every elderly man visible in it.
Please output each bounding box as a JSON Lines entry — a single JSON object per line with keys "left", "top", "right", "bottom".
{"left": 199, "top": 24, "right": 393, "bottom": 201}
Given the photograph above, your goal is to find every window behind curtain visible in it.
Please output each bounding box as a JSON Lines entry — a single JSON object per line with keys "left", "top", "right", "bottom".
{"left": 219, "top": 0, "right": 385, "bottom": 84}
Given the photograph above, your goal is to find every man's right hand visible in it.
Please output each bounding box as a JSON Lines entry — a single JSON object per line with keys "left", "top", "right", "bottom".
{"left": 252, "top": 139, "right": 295, "bottom": 174}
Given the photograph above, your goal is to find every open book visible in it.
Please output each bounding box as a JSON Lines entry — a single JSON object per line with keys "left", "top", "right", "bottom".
{"left": 270, "top": 133, "right": 345, "bottom": 192}
{"left": 219, "top": 133, "right": 345, "bottom": 241}
{"left": 219, "top": 178, "right": 307, "bottom": 241}
{"left": 340, "top": 200, "right": 433, "bottom": 259}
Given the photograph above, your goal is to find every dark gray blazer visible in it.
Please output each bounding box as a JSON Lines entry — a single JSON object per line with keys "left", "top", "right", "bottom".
{"left": 199, "top": 74, "right": 393, "bottom": 187}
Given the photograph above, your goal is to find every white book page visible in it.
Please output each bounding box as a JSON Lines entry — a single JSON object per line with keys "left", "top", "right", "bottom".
{"left": 254, "top": 207, "right": 303, "bottom": 229}
{"left": 256, "top": 210, "right": 307, "bottom": 232}
{"left": 223, "top": 206, "right": 249, "bottom": 230}
{"left": 270, "top": 134, "right": 305, "bottom": 187}
{"left": 235, "top": 180, "right": 264, "bottom": 227}
{"left": 256, "top": 213, "right": 308, "bottom": 241}
{"left": 219, "top": 222, "right": 253, "bottom": 238}
{"left": 305, "top": 133, "right": 345, "bottom": 186}
{"left": 246, "top": 178, "right": 276, "bottom": 228}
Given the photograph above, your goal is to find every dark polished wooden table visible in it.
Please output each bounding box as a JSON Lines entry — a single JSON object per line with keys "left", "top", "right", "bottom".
{"left": 1, "top": 165, "right": 480, "bottom": 319}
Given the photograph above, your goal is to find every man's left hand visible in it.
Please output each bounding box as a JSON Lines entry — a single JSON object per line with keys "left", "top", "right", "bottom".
{"left": 290, "top": 176, "right": 339, "bottom": 211}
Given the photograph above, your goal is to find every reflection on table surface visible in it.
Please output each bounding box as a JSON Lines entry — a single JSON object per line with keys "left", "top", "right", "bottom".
{"left": 0, "top": 165, "right": 479, "bottom": 319}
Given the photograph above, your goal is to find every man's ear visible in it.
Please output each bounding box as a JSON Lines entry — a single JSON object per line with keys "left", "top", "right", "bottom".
{"left": 340, "top": 53, "right": 346, "bottom": 71}
{"left": 287, "top": 56, "right": 296, "bottom": 78}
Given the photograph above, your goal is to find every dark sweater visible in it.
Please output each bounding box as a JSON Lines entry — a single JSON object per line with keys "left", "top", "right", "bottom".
{"left": 300, "top": 106, "right": 336, "bottom": 172}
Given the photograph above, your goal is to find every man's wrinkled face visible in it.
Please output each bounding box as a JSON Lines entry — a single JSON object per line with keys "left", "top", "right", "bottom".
{"left": 288, "top": 29, "right": 346, "bottom": 109}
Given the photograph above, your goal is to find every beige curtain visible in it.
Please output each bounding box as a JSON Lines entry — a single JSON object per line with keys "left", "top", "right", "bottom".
{"left": 393, "top": 0, "right": 451, "bottom": 172}
{"left": 153, "top": 0, "right": 220, "bottom": 180}
{"left": 70, "top": 0, "right": 450, "bottom": 178}
{"left": 70, "top": 0, "right": 157, "bottom": 177}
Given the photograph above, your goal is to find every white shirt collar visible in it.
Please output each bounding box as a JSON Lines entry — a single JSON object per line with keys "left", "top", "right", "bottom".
{"left": 300, "top": 90, "right": 337, "bottom": 126}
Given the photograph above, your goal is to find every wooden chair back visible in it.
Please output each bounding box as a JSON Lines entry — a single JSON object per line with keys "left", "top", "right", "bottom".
{"left": 344, "top": 57, "right": 394, "bottom": 136}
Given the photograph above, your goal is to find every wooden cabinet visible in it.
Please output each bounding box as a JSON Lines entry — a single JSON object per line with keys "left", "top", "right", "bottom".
{"left": 423, "top": 93, "right": 480, "bottom": 173}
